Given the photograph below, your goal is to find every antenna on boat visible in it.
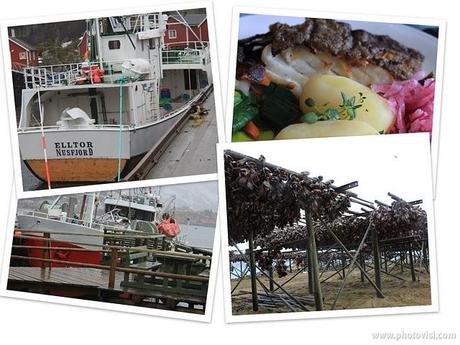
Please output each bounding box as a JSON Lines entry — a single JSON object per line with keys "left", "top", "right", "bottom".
{"left": 116, "top": 16, "right": 136, "bottom": 50}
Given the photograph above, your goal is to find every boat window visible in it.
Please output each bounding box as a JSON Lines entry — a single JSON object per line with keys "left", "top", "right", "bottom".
{"left": 168, "top": 30, "right": 177, "bottom": 39}
{"left": 108, "top": 40, "right": 121, "bottom": 50}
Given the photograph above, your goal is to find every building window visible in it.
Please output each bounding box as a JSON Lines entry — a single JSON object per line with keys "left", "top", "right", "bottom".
{"left": 19, "top": 51, "right": 26, "bottom": 60}
{"left": 108, "top": 40, "right": 121, "bottom": 50}
{"left": 168, "top": 30, "right": 177, "bottom": 39}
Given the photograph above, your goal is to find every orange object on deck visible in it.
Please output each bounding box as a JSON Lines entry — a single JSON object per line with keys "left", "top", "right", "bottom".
{"left": 158, "top": 218, "right": 181, "bottom": 238}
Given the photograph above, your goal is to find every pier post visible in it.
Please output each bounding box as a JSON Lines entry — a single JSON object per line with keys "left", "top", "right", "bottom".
{"left": 307, "top": 213, "right": 323, "bottom": 311}
{"left": 371, "top": 227, "right": 384, "bottom": 298}
{"left": 109, "top": 248, "right": 117, "bottom": 289}
{"left": 41, "top": 232, "right": 51, "bottom": 269}
{"left": 248, "top": 229, "right": 258, "bottom": 311}
{"left": 408, "top": 242, "right": 416, "bottom": 282}
{"left": 268, "top": 250, "right": 274, "bottom": 291}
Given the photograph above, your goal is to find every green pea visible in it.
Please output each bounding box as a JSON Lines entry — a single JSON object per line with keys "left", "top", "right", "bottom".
{"left": 305, "top": 97, "right": 316, "bottom": 107}
{"left": 302, "top": 112, "right": 319, "bottom": 124}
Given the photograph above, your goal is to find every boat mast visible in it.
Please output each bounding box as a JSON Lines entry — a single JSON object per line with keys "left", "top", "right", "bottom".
{"left": 88, "top": 193, "right": 96, "bottom": 228}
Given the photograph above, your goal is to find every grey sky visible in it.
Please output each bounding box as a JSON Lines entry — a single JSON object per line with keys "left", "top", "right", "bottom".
{"left": 223, "top": 133, "right": 433, "bottom": 209}
{"left": 157, "top": 181, "right": 218, "bottom": 212}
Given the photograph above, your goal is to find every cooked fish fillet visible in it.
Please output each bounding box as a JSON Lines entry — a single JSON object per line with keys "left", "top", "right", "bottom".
{"left": 262, "top": 44, "right": 394, "bottom": 96}
{"left": 239, "top": 18, "right": 424, "bottom": 96}
{"left": 269, "top": 19, "right": 424, "bottom": 80}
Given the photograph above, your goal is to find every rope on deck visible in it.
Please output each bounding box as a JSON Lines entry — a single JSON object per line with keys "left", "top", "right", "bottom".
{"left": 37, "top": 89, "right": 51, "bottom": 189}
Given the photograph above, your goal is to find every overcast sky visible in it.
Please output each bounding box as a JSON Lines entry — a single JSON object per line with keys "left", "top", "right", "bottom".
{"left": 223, "top": 133, "right": 433, "bottom": 210}
{"left": 156, "top": 181, "right": 218, "bottom": 212}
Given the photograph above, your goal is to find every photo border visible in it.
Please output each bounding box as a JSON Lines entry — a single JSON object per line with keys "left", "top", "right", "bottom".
{"left": 0, "top": 0, "right": 226, "bottom": 199}
{"left": 224, "top": 6, "right": 446, "bottom": 194}
{"left": 217, "top": 133, "right": 439, "bottom": 323}
{"left": 0, "top": 175, "right": 221, "bottom": 323}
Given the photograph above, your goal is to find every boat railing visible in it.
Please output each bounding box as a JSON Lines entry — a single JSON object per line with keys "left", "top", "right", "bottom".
{"left": 130, "top": 14, "right": 163, "bottom": 33}
{"left": 17, "top": 208, "right": 131, "bottom": 232}
{"left": 161, "top": 43, "right": 210, "bottom": 67}
{"left": 163, "top": 41, "right": 209, "bottom": 50}
{"left": 18, "top": 123, "right": 132, "bottom": 133}
{"left": 23, "top": 58, "right": 155, "bottom": 90}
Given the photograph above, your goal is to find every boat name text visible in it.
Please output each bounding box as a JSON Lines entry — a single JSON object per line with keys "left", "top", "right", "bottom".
{"left": 55, "top": 141, "right": 94, "bottom": 157}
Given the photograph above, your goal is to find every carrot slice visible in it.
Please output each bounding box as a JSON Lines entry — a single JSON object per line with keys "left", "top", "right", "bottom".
{"left": 258, "top": 74, "right": 271, "bottom": 86}
{"left": 243, "top": 121, "right": 260, "bottom": 140}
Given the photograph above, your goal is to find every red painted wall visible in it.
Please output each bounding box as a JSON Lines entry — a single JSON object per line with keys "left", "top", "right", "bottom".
{"left": 9, "top": 39, "right": 38, "bottom": 71}
{"left": 164, "top": 17, "right": 209, "bottom": 48}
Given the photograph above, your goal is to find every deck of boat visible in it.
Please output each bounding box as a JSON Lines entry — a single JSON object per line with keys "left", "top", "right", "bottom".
{"left": 145, "top": 90, "right": 217, "bottom": 179}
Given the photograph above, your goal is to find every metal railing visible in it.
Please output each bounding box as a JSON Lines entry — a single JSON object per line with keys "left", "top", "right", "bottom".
{"left": 18, "top": 123, "right": 132, "bottom": 133}
{"left": 23, "top": 58, "right": 152, "bottom": 89}
{"left": 161, "top": 47, "right": 210, "bottom": 66}
{"left": 130, "top": 14, "right": 163, "bottom": 33}
{"left": 17, "top": 209, "right": 132, "bottom": 233}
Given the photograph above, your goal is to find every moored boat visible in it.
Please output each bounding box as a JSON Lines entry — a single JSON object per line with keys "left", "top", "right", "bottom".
{"left": 17, "top": 12, "right": 212, "bottom": 183}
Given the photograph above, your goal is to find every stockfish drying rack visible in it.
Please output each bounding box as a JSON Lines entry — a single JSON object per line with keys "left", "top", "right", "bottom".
{"left": 224, "top": 150, "right": 428, "bottom": 313}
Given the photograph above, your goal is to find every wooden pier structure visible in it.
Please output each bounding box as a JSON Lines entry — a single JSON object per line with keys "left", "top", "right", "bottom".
{"left": 9, "top": 229, "right": 212, "bottom": 314}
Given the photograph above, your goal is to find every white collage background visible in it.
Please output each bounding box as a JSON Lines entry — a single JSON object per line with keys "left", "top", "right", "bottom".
{"left": 0, "top": 0, "right": 459, "bottom": 344}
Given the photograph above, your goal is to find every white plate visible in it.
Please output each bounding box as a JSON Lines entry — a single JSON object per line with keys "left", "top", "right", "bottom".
{"left": 239, "top": 14, "right": 438, "bottom": 74}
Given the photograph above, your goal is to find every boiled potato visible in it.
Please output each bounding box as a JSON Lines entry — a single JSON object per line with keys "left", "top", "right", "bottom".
{"left": 275, "top": 120, "right": 379, "bottom": 140}
{"left": 299, "top": 75, "right": 394, "bottom": 133}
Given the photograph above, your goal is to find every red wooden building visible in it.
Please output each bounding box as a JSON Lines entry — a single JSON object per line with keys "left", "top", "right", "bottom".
{"left": 9, "top": 36, "right": 39, "bottom": 71}
{"left": 164, "top": 13, "right": 208, "bottom": 48}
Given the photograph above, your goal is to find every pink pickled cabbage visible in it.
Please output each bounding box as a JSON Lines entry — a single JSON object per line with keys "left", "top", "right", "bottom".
{"left": 371, "top": 77, "right": 435, "bottom": 134}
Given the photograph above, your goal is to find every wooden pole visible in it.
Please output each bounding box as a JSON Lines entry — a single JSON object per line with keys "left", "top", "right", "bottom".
{"left": 108, "top": 248, "right": 117, "bottom": 289}
{"left": 422, "top": 241, "right": 429, "bottom": 272}
{"left": 307, "top": 243, "right": 314, "bottom": 294}
{"left": 317, "top": 216, "right": 384, "bottom": 297}
{"left": 41, "top": 233, "right": 51, "bottom": 269}
{"left": 408, "top": 242, "right": 416, "bottom": 282}
{"left": 400, "top": 250, "right": 404, "bottom": 273}
{"left": 268, "top": 250, "right": 274, "bottom": 291}
{"left": 359, "top": 252, "right": 365, "bottom": 283}
{"left": 371, "top": 227, "right": 384, "bottom": 298}
{"left": 307, "top": 213, "right": 323, "bottom": 311}
{"left": 248, "top": 229, "right": 259, "bottom": 312}
{"left": 384, "top": 250, "right": 388, "bottom": 272}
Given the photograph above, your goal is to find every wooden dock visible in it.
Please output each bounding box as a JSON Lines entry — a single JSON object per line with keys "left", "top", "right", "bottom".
{"left": 9, "top": 230, "right": 212, "bottom": 314}
{"left": 9, "top": 267, "right": 123, "bottom": 290}
{"left": 145, "top": 90, "right": 217, "bottom": 179}
{"left": 8, "top": 266, "right": 208, "bottom": 310}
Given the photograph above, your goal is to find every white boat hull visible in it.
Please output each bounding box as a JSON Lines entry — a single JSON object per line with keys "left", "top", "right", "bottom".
{"left": 19, "top": 107, "right": 187, "bottom": 182}
{"left": 16, "top": 213, "right": 104, "bottom": 248}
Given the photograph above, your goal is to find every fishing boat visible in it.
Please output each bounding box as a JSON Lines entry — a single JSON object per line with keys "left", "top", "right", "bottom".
{"left": 17, "top": 12, "right": 212, "bottom": 184}
{"left": 15, "top": 194, "right": 109, "bottom": 266}
{"left": 14, "top": 189, "right": 171, "bottom": 264}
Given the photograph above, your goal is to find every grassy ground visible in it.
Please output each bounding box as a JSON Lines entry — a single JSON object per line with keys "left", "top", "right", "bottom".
{"left": 231, "top": 266, "right": 431, "bottom": 315}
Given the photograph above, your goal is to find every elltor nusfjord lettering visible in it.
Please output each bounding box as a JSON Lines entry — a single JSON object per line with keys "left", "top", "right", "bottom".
{"left": 55, "top": 141, "right": 94, "bottom": 157}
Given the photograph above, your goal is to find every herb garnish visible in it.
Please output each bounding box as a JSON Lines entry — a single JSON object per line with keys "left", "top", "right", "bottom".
{"left": 303, "top": 91, "right": 367, "bottom": 124}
